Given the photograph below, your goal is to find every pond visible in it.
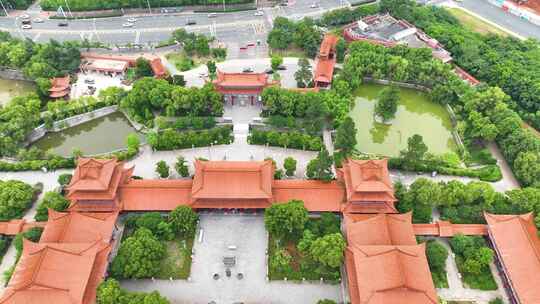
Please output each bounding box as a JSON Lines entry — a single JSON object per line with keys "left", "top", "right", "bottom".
{"left": 32, "top": 112, "right": 143, "bottom": 157}
{"left": 350, "top": 83, "right": 456, "bottom": 157}
{"left": 0, "top": 79, "right": 36, "bottom": 106}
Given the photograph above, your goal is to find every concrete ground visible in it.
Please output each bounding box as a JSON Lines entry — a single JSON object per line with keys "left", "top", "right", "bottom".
{"left": 121, "top": 214, "right": 341, "bottom": 304}
{"left": 71, "top": 71, "right": 131, "bottom": 99}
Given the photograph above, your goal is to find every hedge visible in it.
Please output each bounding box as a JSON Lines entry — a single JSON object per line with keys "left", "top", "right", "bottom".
{"left": 156, "top": 116, "right": 216, "bottom": 131}
{"left": 0, "top": 157, "right": 75, "bottom": 172}
{"left": 248, "top": 129, "right": 323, "bottom": 151}
{"left": 148, "top": 126, "right": 233, "bottom": 151}
{"left": 388, "top": 158, "right": 502, "bottom": 182}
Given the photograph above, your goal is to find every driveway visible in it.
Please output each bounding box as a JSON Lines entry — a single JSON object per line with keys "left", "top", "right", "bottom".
{"left": 121, "top": 214, "right": 341, "bottom": 304}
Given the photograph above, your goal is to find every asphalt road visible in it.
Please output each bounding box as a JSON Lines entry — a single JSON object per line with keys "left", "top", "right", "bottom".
{"left": 0, "top": 0, "right": 348, "bottom": 45}
{"left": 455, "top": 0, "right": 540, "bottom": 40}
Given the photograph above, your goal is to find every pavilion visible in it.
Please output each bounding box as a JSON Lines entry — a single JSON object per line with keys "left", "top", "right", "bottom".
{"left": 48, "top": 75, "right": 71, "bottom": 99}
{"left": 212, "top": 70, "right": 278, "bottom": 106}
{"left": 313, "top": 34, "right": 339, "bottom": 88}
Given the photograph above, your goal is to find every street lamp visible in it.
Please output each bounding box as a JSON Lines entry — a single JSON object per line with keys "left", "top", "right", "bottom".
{"left": 146, "top": 0, "right": 152, "bottom": 15}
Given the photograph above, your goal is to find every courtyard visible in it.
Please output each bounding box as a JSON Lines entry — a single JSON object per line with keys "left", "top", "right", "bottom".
{"left": 120, "top": 214, "right": 342, "bottom": 304}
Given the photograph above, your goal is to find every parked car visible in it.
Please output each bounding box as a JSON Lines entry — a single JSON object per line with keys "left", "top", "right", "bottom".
{"left": 246, "top": 42, "right": 255, "bottom": 47}
{"left": 127, "top": 17, "right": 137, "bottom": 23}
{"left": 310, "top": 3, "right": 318, "bottom": 8}
{"left": 21, "top": 24, "right": 32, "bottom": 30}
{"left": 208, "top": 13, "right": 217, "bottom": 18}
{"left": 84, "top": 79, "right": 95, "bottom": 84}
{"left": 264, "top": 68, "right": 274, "bottom": 74}
{"left": 122, "top": 22, "right": 134, "bottom": 28}
{"left": 186, "top": 20, "right": 196, "bottom": 25}
{"left": 32, "top": 18, "right": 44, "bottom": 23}
{"left": 254, "top": 10, "right": 264, "bottom": 16}
{"left": 242, "top": 67, "right": 253, "bottom": 73}
{"left": 277, "top": 65, "right": 287, "bottom": 70}
{"left": 19, "top": 14, "right": 30, "bottom": 20}
{"left": 58, "top": 22, "right": 68, "bottom": 27}
{"left": 239, "top": 46, "right": 247, "bottom": 51}
{"left": 21, "top": 19, "right": 31, "bottom": 25}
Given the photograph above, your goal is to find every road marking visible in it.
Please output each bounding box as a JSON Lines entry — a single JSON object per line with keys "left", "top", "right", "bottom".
{"left": 135, "top": 31, "right": 141, "bottom": 44}
{"left": 32, "top": 33, "right": 41, "bottom": 42}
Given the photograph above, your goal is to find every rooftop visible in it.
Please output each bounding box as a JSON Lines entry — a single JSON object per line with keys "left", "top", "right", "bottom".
{"left": 40, "top": 210, "right": 118, "bottom": 243}
{"left": 345, "top": 213, "right": 417, "bottom": 246}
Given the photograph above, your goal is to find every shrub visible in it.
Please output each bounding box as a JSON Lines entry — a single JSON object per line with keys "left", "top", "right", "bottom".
{"left": 148, "top": 126, "right": 233, "bottom": 151}
{"left": 156, "top": 161, "right": 170, "bottom": 178}
{"left": 265, "top": 200, "right": 308, "bottom": 240}
{"left": 0, "top": 157, "right": 76, "bottom": 172}
{"left": 283, "top": 157, "right": 297, "bottom": 177}
{"left": 135, "top": 212, "right": 165, "bottom": 235}
{"left": 248, "top": 129, "right": 323, "bottom": 151}
{"left": 175, "top": 156, "right": 190, "bottom": 177}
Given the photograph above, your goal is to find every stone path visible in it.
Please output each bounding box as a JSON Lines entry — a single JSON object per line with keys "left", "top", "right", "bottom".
{"left": 487, "top": 141, "right": 520, "bottom": 192}
{"left": 436, "top": 239, "right": 508, "bottom": 304}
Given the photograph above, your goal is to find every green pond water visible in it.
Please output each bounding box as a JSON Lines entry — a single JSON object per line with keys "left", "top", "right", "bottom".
{"left": 0, "top": 79, "right": 35, "bottom": 106}
{"left": 350, "top": 83, "right": 456, "bottom": 157}
{"left": 32, "top": 112, "right": 142, "bottom": 157}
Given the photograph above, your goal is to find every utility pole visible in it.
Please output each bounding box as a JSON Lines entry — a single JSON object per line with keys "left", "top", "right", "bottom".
{"left": 146, "top": 0, "right": 151, "bottom": 15}
{"left": 0, "top": 0, "right": 8, "bottom": 17}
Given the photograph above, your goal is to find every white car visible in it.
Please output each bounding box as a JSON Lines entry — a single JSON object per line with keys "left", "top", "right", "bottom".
{"left": 21, "top": 24, "right": 32, "bottom": 30}
{"left": 33, "top": 18, "right": 44, "bottom": 23}
{"left": 310, "top": 3, "right": 318, "bottom": 8}
{"left": 126, "top": 17, "right": 137, "bottom": 23}
{"left": 254, "top": 10, "right": 264, "bottom": 16}
{"left": 208, "top": 13, "right": 217, "bottom": 18}
{"left": 122, "top": 22, "right": 134, "bottom": 28}
{"left": 19, "top": 14, "right": 30, "bottom": 20}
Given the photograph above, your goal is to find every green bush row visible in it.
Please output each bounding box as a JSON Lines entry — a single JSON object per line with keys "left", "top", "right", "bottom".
{"left": 156, "top": 116, "right": 216, "bottom": 131}
{"left": 388, "top": 158, "right": 502, "bottom": 182}
{"left": 248, "top": 129, "right": 323, "bottom": 151}
{"left": 0, "top": 157, "right": 75, "bottom": 172}
{"left": 147, "top": 126, "right": 233, "bottom": 151}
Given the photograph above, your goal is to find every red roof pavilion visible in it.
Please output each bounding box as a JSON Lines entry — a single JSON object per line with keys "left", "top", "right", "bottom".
{"left": 314, "top": 34, "right": 338, "bottom": 88}
{"left": 49, "top": 75, "right": 71, "bottom": 99}
{"left": 338, "top": 159, "right": 397, "bottom": 213}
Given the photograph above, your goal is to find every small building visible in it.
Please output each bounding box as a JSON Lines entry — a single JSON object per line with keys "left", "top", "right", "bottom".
{"left": 80, "top": 58, "right": 130, "bottom": 76}
{"left": 314, "top": 34, "right": 339, "bottom": 88}
{"left": 343, "top": 14, "right": 452, "bottom": 63}
{"left": 48, "top": 75, "right": 71, "bottom": 99}
{"left": 212, "top": 70, "right": 277, "bottom": 106}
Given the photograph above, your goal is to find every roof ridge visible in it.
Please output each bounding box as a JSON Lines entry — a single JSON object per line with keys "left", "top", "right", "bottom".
{"left": 517, "top": 216, "right": 540, "bottom": 265}
{"left": 16, "top": 240, "right": 48, "bottom": 290}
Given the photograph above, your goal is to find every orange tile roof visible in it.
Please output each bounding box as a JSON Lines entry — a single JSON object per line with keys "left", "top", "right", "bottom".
{"left": 485, "top": 213, "right": 540, "bottom": 304}
{"left": 412, "top": 222, "right": 487, "bottom": 237}
{"left": 314, "top": 34, "right": 338, "bottom": 86}
{"left": 345, "top": 244, "right": 438, "bottom": 304}
{"left": 150, "top": 58, "right": 167, "bottom": 78}
{"left": 272, "top": 179, "right": 344, "bottom": 212}
{"left": 213, "top": 70, "right": 270, "bottom": 88}
{"left": 49, "top": 75, "right": 70, "bottom": 92}
{"left": 339, "top": 159, "right": 397, "bottom": 213}
{"left": 319, "top": 34, "right": 339, "bottom": 58}
{"left": 192, "top": 160, "right": 274, "bottom": 202}
{"left": 119, "top": 179, "right": 193, "bottom": 211}
{"left": 40, "top": 210, "right": 118, "bottom": 243}
{"left": 345, "top": 213, "right": 417, "bottom": 246}
{"left": 0, "top": 239, "right": 111, "bottom": 304}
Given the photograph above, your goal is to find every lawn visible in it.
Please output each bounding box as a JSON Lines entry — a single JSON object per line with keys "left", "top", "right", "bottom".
{"left": 455, "top": 255, "right": 498, "bottom": 290}
{"left": 166, "top": 52, "right": 198, "bottom": 72}
{"left": 447, "top": 8, "right": 508, "bottom": 36}
{"left": 156, "top": 234, "right": 194, "bottom": 280}
{"left": 157, "top": 237, "right": 193, "bottom": 280}
{"left": 431, "top": 269, "right": 449, "bottom": 288}
{"left": 269, "top": 47, "right": 306, "bottom": 58}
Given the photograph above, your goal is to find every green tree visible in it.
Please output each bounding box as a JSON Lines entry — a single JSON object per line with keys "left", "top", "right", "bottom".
{"left": 335, "top": 37, "right": 346, "bottom": 63}
{"left": 96, "top": 279, "right": 122, "bottom": 304}
{"left": 375, "top": 86, "right": 399, "bottom": 122}
{"left": 270, "top": 248, "right": 292, "bottom": 273}
{"left": 134, "top": 57, "right": 154, "bottom": 78}
{"left": 334, "top": 117, "right": 357, "bottom": 156}
{"left": 155, "top": 160, "right": 170, "bottom": 178}
{"left": 283, "top": 156, "right": 297, "bottom": 177}
{"left": 264, "top": 200, "right": 308, "bottom": 239}
{"left": 271, "top": 55, "right": 284, "bottom": 71}
{"left": 294, "top": 57, "right": 312, "bottom": 88}
{"left": 169, "top": 205, "right": 198, "bottom": 236}
{"left": 309, "top": 233, "right": 346, "bottom": 268}
{"left": 206, "top": 60, "right": 217, "bottom": 79}
{"left": 317, "top": 300, "right": 337, "bottom": 304}
{"left": 57, "top": 173, "right": 72, "bottom": 186}
{"left": 110, "top": 227, "right": 165, "bottom": 279}
{"left": 135, "top": 212, "right": 165, "bottom": 235}
{"left": 34, "top": 191, "right": 70, "bottom": 222}
{"left": 174, "top": 156, "right": 190, "bottom": 177}
{"left": 306, "top": 149, "right": 334, "bottom": 182}
{"left": 0, "top": 180, "right": 34, "bottom": 221}
{"left": 514, "top": 151, "right": 540, "bottom": 187}
{"left": 397, "top": 178, "right": 441, "bottom": 223}
{"left": 400, "top": 134, "right": 428, "bottom": 171}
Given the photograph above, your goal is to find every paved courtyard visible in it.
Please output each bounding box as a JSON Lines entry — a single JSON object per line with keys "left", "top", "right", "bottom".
{"left": 121, "top": 214, "right": 342, "bottom": 304}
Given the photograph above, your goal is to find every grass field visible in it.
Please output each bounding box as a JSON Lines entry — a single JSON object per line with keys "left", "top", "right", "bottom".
{"left": 157, "top": 234, "right": 194, "bottom": 280}
{"left": 447, "top": 8, "right": 508, "bottom": 36}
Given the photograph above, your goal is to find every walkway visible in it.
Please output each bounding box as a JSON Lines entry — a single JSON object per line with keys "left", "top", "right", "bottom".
{"left": 487, "top": 141, "right": 520, "bottom": 191}
{"left": 436, "top": 239, "right": 508, "bottom": 304}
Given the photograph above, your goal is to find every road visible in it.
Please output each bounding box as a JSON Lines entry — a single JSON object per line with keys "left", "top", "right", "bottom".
{"left": 0, "top": 0, "right": 349, "bottom": 46}
{"left": 450, "top": 0, "right": 540, "bottom": 40}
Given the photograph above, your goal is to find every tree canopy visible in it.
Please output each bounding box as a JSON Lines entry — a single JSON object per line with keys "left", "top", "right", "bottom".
{"left": 0, "top": 180, "right": 34, "bottom": 221}
{"left": 265, "top": 200, "right": 308, "bottom": 239}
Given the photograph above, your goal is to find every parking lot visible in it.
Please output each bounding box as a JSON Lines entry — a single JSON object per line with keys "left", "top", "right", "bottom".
{"left": 121, "top": 214, "right": 342, "bottom": 304}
